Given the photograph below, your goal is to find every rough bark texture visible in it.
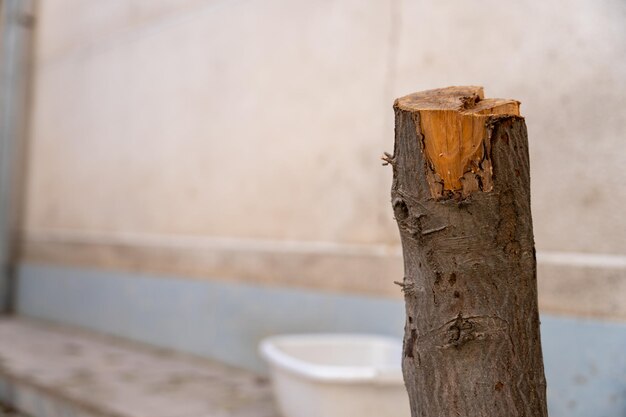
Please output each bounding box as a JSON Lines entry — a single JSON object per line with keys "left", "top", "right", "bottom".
{"left": 389, "top": 87, "right": 548, "bottom": 417}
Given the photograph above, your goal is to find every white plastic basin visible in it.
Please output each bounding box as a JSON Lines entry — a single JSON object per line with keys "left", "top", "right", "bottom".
{"left": 259, "top": 334, "right": 410, "bottom": 417}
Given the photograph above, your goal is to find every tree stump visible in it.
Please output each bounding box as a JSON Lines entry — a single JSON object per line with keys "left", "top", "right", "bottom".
{"left": 387, "top": 86, "right": 548, "bottom": 417}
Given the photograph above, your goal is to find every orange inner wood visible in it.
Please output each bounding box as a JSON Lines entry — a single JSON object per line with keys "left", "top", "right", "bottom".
{"left": 395, "top": 86, "right": 520, "bottom": 191}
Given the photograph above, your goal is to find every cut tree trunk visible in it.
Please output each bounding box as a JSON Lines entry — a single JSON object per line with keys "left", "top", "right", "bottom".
{"left": 387, "top": 86, "right": 548, "bottom": 417}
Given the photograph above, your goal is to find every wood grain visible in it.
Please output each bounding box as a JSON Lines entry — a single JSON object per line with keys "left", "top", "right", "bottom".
{"left": 395, "top": 87, "right": 519, "bottom": 197}
{"left": 390, "top": 87, "right": 548, "bottom": 417}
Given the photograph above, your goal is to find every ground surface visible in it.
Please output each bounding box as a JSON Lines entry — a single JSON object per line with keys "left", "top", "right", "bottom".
{"left": 0, "top": 317, "right": 278, "bottom": 417}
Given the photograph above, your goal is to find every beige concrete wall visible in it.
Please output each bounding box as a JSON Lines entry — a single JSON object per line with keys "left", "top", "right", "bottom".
{"left": 20, "top": 0, "right": 626, "bottom": 316}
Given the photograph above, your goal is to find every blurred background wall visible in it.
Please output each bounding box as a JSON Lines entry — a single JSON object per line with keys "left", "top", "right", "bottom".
{"left": 17, "top": 0, "right": 626, "bottom": 315}
{"left": 1, "top": 1, "right": 625, "bottom": 416}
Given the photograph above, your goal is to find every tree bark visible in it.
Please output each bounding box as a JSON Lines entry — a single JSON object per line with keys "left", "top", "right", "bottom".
{"left": 388, "top": 87, "right": 548, "bottom": 417}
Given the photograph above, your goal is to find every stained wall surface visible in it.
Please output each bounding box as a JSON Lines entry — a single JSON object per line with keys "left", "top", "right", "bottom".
{"left": 15, "top": 0, "right": 626, "bottom": 325}
{"left": 25, "top": 0, "right": 626, "bottom": 251}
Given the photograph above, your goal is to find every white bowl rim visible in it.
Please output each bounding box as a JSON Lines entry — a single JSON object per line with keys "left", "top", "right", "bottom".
{"left": 258, "top": 333, "right": 404, "bottom": 385}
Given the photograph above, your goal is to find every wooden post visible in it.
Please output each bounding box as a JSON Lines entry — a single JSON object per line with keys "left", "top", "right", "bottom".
{"left": 387, "top": 87, "right": 548, "bottom": 416}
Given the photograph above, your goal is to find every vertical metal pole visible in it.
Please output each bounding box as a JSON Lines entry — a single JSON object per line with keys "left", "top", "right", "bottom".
{"left": 0, "top": 0, "right": 35, "bottom": 312}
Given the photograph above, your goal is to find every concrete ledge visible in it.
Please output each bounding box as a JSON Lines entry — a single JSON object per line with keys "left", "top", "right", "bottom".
{"left": 0, "top": 318, "right": 278, "bottom": 417}
{"left": 19, "top": 231, "right": 401, "bottom": 299}
{"left": 19, "top": 230, "right": 626, "bottom": 320}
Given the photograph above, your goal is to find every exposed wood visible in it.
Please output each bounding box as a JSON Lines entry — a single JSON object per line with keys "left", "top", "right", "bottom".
{"left": 396, "top": 86, "right": 519, "bottom": 197}
{"left": 390, "top": 87, "right": 548, "bottom": 417}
